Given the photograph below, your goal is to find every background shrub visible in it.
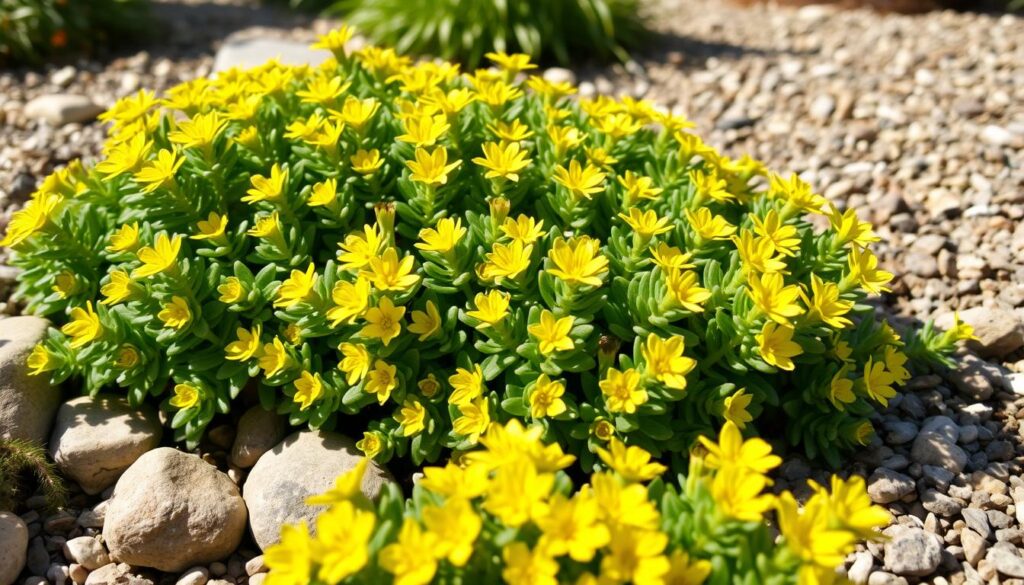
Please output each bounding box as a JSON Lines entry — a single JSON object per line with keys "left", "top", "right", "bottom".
{"left": 327, "top": 0, "right": 645, "bottom": 67}
{"left": 0, "top": 0, "right": 149, "bottom": 64}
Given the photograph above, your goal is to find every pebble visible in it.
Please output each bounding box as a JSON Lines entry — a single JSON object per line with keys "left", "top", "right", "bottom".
{"left": 0, "top": 513, "right": 28, "bottom": 585}
{"left": 884, "top": 528, "right": 942, "bottom": 576}
{"left": 62, "top": 537, "right": 109, "bottom": 571}
{"left": 868, "top": 469, "right": 915, "bottom": 504}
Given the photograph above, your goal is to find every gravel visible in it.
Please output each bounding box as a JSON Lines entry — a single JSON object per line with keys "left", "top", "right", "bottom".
{"left": 2, "top": 0, "right": 1023, "bottom": 583}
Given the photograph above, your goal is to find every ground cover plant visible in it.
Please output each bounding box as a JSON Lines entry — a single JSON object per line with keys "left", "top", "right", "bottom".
{"left": 326, "top": 0, "right": 644, "bottom": 67}
{"left": 0, "top": 0, "right": 149, "bottom": 64}
{"left": 5, "top": 26, "right": 972, "bottom": 472}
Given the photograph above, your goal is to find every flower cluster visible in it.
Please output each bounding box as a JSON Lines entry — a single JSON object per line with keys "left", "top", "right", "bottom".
{"left": 8, "top": 26, "right": 971, "bottom": 463}
{"left": 265, "top": 419, "right": 890, "bottom": 585}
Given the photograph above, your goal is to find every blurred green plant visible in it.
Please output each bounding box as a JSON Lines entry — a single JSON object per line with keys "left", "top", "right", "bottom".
{"left": 326, "top": 0, "right": 644, "bottom": 67}
{"left": 0, "top": 438, "right": 67, "bottom": 511}
{"left": 0, "top": 0, "right": 149, "bottom": 64}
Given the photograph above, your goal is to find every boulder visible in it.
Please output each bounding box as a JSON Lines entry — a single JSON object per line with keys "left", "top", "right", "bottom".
{"left": 103, "top": 448, "right": 247, "bottom": 572}
{"left": 0, "top": 316, "right": 61, "bottom": 445}
{"left": 0, "top": 512, "right": 28, "bottom": 585}
{"left": 213, "top": 35, "right": 331, "bottom": 72}
{"left": 23, "top": 95, "right": 104, "bottom": 126}
{"left": 230, "top": 407, "right": 285, "bottom": 469}
{"left": 50, "top": 396, "right": 162, "bottom": 495}
{"left": 244, "top": 431, "right": 394, "bottom": 550}
{"left": 936, "top": 307, "right": 1024, "bottom": 359}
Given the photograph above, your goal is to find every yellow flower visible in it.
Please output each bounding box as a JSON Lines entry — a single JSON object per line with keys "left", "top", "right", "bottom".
{"left": 449, "top": 364, "right": 484, "bottom": 406}
{"left": 665, "top": 269, "right": 711, "bottom": 313}
{"left": 847, "top": 246, "right": 893, "bottom": 295}
{"left": 338, "top": 224, "right": 384, "bottom": 271}
{"left": 862, "top": 357, "right": 896, "bottom": 406}
{"left": 100, "top": 270, "right": 139, "bottom": 305}
{"left": 419, "top": 461, "right": 489, "bottom": 500}
{"left": 225, "top": 324, "right": 263, "bottom": 362}
{"left": 473, "top": 78, "right": 523, "bottom": 107}
{"left": 350, "top": 149, "right": 384, "bottom": 175}
{"left": 547, "top": 125, "right": 583, "bottom": 158}
{"left": 553, "top": 160, "right": 606, "bottom": 200}
{"left": 169, "top": 383, "right": 200, "bottom": 409}
{"left": 472, "top": 141, "right": 532, "bottom": 182}
{"left": 307, "top": 179, "right": 337, "bottom": 207}
{"left": 502, "top": 542, "right": 559, "bottom": 585}
{"left": 618, "top": 208, "right": 673, "bottom": 239}
{"left": 338, "top": 342, "right": 372, "bottom": 385}
{"left": 379, "top": 519, "right": 438, "bottom": 585}
{"left": 685, "top": 207, "right": 736, "bottom": 241}
{"left": 362, "top": 248, "right": 420, "bottom": 292}
{"left": 360, "top": 297, "right": 405, "bottom": 346}
{"left": 593, "top": 419, "right": 616, "bottom": 442}
{"left": 769, "top": 172, "right": 827, "bottom": 214}
{"left": 397, "top": 114, "right": 450, "bottom": 147}
{"left": 485, "top": 51, "right": 537, "bottom": 75}
{"left": 106, "top": 222, "right": 140, "bottom": 253}
{"left": 666, "top": 550, "right": 712, "bottom": 585}
{"left": 698, "top": 420, "right": 780, "bottom": 474}
{"left": 723, "top": 388, "right": 753, "bottom": 429}
{"left": 407, "top": 301, "right": 442, "bottom": 341}
{"left": 243, "top": 164, "right": 288, "bottom": 204}
{"left": 484, "top": 457, "right": 552, "bottom": 526}
{"left": 313, "top": 500, "right": 375, "bottom": 584}
{"left": 466, "top": 289, "right": 510, "bottom": 328}
{"left": 827, "top": 204, "right": 880, "bottom": 248}
{"left": 452, "top": 397, "right": 490, "bottom": 444}
{"left": 293, "top": 371, "right": 324, "bottom": 411}
{"left": 422, "top": 498, "right": 481, "bottom": 567}
{"left": 264, "top": 522, "right": 314, "bottom": 585}
{"left": 528, "top": 374, "right": 567, "bottom": 419}
{"left": 330, "top": 95, "right": 379, "bottom": 132}
{"left": 218, "top": 276, "right": 247, "bottom": 304}
{"left": 828, "top": 365, "right": 856, "bottom": 411}
{"left": 641, "top": 334, "right": 696, "bottom": 391}
{"left": 618, "top": 171, "right": 663, "bottom": 203}
{"left": 600, "top": 526, "right": 670, "bottom": 585}
{"left": 732, "top": 230, "right": 787, "bottom": 274}
{"left": 820, "top": 475, "right": 892, "bottom": 539}
{"left": 356, "top": 431, "right": 382, "bottom": 458}
{"left": 26, "top": 344, "right": 59, "bottom": 376}
{"left": 259, "top": 337, "right": 292, "bottom": 377}
{"left": 650, "top": 243, "right": 694, "bottom": 271}
{"left": 533, "top": 490, "right": 609, "bottom": 563}
{"left": 756, "top": 322, "right": 803, "bottom": 371}
{"left": 747, "top": 272, "right": 804, "bottom": 325}
{"left": 415, "top": 217, "right": 466, "bottom": 254}
{"left": 326, "top": 276, "right": 370, "bottom": 327}
{"left": 690, "top": 169, "right": 733, "bottom": 203}
{"left": 365, "top": 360, "right": 398, "bottom": 405}
{"left": 487, "top": 118, "right": 534, "bottom": 142}
{"left": 751, "top": 209, "right": 801, "bottom": 257}
{"left": 168, "top": 112, "right": 226, "bottom": 151}
{"left": 592, "top": 471, "right": 660, "bottom": 531}
{"left": 247, "top": 211, "right": 282, "bottom": 240}
{"left": 113, "top": 345, "right": 139, "bottom": 369}
{"left": 0, "top": 191, "right": 63, "bottom": 248}
{"left": 546, "top": 236, "right": 608, "bottom": 287}
{"left": 406, "top": 146, "right": 462, "bottom": 186}
{"left": 480, "top": 239, "right": 533, "bottom": 281}
{"left": 600, "top": 367, "right": 647, "bottom": 414}
{"left": 711, "top": 466, "right": 774, "bottom": 522}
{"left": 394, "top": 399, "right": 427, "bottom": 437}
{"left": 134, "top": 148, "right": 183, "bottom": 192}
{"left": 885, "top": 346, "right": 911, "bottom": 383}
{"left": 190, "top": 211, "right": 227, "bottom": 241}
{"left": 501, "top": 215, "right": 546, "bottom": 244}
{"left": 803, "top": 273, "right": 854, "bottom": 329}
{"left": 96, "top": 132, "right": 152, "bottom": 177}
{"left": 274, "top": 263, "right": 317, "bottom": 308}
{"left": 61, "top": 302, "right": 103, "bottom": 348}
{"left": 133, "top": 234, "right": 181, "bottom": 278}
{"left": 597, "top": 438, "right": 667, "bottom": 482}
{"left": 295, "top": 74, "right": 350, "bottom": 106}
{"left": 311, "top": 25, "right": 354, "bottom": 54}
{"left": 158, "top": 296, "right": 192, "bottom": 330}
{"left": 528, "top": 310, "right": 575, "bottom": 355}
{"left": 418, "top": 374, "right": 441, "bottom": 398}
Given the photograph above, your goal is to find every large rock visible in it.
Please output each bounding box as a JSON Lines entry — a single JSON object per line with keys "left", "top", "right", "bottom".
{"left": 50, "top": 396, "right": 162, "bottom": 495}
{"left": 0, "top": 316, "right": 61, "bottom": 445}
{"left": 213, "top": 35, "right": 331, "bottom": 72}
{"left": 883, "top": 528, "right": 941, "bottom": 577}
{"left": 230, "top": 407, "right": 286, "bottom": 469}
{"left": 244, "top": 431, "right": 394, "bottom": 550}
{"left": 103, "top": 448, "right": 247, "bottom": 572}
{"left": 0, "top": 512, "right": 28, "bottom": 585}
{"left": 23, "top": 95, "right": 104, "bottom": 126}
{"left": 936, "top": 307, "right": 1024, "bottom": 359}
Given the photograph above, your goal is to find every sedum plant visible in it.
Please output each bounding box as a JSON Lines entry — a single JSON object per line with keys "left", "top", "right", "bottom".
{"left": 7, "top": 27, "right": 970, "bottom": 467}
{"left": 0, "top": 0, "right": 149, "bottom": 64}
{"left": 264, "top": 419, "right": 891, "bottom": 585}
{"left": 328, "top": 0, "right": 643, "bottom": 67}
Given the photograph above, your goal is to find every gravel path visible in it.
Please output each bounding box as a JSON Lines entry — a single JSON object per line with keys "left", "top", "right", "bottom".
{"left": 2, "top": 1, "right": 1023, "bottom": 584}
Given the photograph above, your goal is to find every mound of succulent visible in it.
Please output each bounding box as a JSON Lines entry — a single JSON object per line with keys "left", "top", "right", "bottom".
{"left": 328, "top": 0, "right": 643, "bottom": 67}
{"left": 6, "top": 26, "right": 969, "bottom": 466}
{"left": 265, "top": 419, "right": 890, "bottom": 585}
{"left": 0, "top": 0, "right": 149, "bottom": 64}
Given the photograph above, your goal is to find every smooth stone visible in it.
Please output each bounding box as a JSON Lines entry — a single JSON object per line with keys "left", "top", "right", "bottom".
{"left": 213, "top": 36, "right": 331, "bottom": 72}
{"left": 0, "top": 513, "right": 28, "bottom": 585}
{"left": 230, "top": 407, "right": 285, "bottom": 469}
{"left": 884, "top": 528, "right": 941, "bottom": 577}
{"left": 0, "top": 317, "right": 61, "bottom": 445}
{"left": 23, "top": 95, "right": 104, "bottom": 126}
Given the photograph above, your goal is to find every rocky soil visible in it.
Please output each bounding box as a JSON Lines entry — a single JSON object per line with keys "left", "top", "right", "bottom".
{"left": 0, "top": 0, "right": 1023, "bottom": 584}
